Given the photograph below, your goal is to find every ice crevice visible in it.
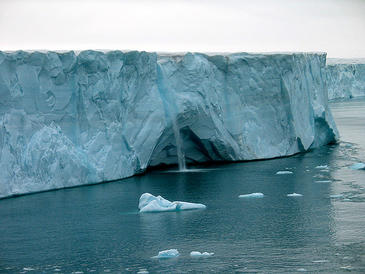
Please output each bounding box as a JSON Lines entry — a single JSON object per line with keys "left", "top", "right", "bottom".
{"left": 0, "top": 51, "right": 339, "bottom": 198}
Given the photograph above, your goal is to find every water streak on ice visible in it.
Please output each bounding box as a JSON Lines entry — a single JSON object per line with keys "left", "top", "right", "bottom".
{"left": 172, "top": 117, "right": 186, "bottom": 171}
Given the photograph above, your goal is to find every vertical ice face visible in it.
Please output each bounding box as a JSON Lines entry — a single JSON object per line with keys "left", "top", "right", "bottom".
{"left": 326, "top": 58, "right": 365, "bottom": 100}
{"left": 0, "top": 50, "right": 338, "bottom": 198}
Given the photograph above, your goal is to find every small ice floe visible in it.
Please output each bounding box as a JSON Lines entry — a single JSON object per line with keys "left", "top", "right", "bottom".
{"left": 296, "top": 268, "right": 307, "bottom": 272}
{"left": 313, "top": 174, "right": 326, "bottom": 179}
{"left": 315, "top": 180, "right": 332, "bottom": 183}
{"left": 276, "top": 171, "right": 293, "bottom": 175}
{"left": 137, "top": 269, "right": 149, "bottom": 274}
{"left": 139, "top": 193, "right": 206, "bottom": 213}
{"left": 190, "top": 251, "right": 214, "bottom": 257}
{"left": 315, "top": 165, "right": 328, "bottom": 169}
{"left": 330, "top": 194, "right": 344, "bottom": 198}
{"left": 238, "top": 193, "right": 264, "bottom": 198}
{"left": 287, "top": 193, "right": 303, "bottom": 197}
{"left": 152, "top": 249, "right": 180, "bottom": 259}
{"left": 340, "top": 265, "right": 353, "bottom": 270}
{"left": 349, "top": 162, "right": 365, "bottom": 170}
{"left": 312, "top": 259, "right": 329, "bottom": 263}
{"left": 23, "top": 268, "right": 35, "bottom": 271}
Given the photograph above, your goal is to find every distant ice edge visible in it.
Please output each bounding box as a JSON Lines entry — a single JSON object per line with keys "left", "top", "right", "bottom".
{"left": 326, "top": 58, "right": 365, "bottom": 100}
{"left": 0, "top": 51, "right": 338, "bottom": 198}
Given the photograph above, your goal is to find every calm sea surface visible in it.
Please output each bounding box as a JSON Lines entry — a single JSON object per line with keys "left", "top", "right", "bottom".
{"left": 1, "top": 99, "right": 365, "bottom": 273}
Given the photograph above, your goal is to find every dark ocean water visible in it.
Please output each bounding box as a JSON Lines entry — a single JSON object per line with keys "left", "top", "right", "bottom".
{"left": 1, "top": 99, "right": 365, "bottom": 273}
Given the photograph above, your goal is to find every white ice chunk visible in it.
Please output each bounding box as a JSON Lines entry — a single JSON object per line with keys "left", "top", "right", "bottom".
{"left": 312, "top": 260, "right": 329, "bottom": 263}
{"left": 139, "top": 193, "right": 206, "bottom": 213}
{"left": 330, "top": 194, "right": 344, "bottom": 198}
{"left": 276, "top": 171, "right": 293, "bottom": 175}
{"left": 315, "top": 180, "right": 332, "bottom": 183}
{"left": 315, "top": 165, "right": 328, "bottom": 169}
{"left": 190, "top": 251, "right": 214, "bottom": 257}
{"left": 238, "top": 193, "right": 264, "bottom": 198}
{"left": 287, "top": 193, "right": 303, "bottom": 197}
{"left": 349, "top": 162, "right": 365, "bottom": 170}
{"left": 340, "top": 266, "right": 354, "bottom": 270}
{"left": 176, "top": 201, "right": 207, "bottom": 210}
{"left": 152, "top": 249, "right": 180, "bottom": 259}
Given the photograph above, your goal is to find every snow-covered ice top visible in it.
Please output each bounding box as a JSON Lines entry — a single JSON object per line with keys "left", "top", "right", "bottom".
{"left": 138, "top": 193, "right": 206, "bottom": 213}
{"left": 0, "top": 50, "right": 338, "bottom": 198}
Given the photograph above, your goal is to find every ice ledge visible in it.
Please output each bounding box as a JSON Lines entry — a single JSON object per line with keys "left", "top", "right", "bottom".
{"left": 0, "top": 50, "right": 337, "bottom": 198}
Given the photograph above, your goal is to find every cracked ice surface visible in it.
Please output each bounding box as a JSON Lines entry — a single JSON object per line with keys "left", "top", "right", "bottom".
{"left": 0, "top": 51, "right": 338, "bottom": 198}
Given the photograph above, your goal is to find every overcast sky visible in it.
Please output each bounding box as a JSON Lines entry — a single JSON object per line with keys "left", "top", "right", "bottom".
{"left": 1, "top": 0, "right": 364, "bottom": 58}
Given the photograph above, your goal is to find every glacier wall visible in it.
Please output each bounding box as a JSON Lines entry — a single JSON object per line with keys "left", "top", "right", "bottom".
{"left": 0, "top": 51, "right": 338, "bottom": 198}
{"left": 326, "top": 58, "right": 365, "bottom": 100}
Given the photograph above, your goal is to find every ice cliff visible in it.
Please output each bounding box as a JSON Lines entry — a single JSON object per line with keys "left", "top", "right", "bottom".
{"left": 0, "top": 50, "right": 338, "bottom": 198}
{"left": 326, "top": 58, "right": 365, "bottom": 100}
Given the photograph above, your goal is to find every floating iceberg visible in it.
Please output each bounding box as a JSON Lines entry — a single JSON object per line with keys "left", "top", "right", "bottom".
{"left": 287, "top": 193, "right": 303, "bottom": 197}
{"left": 138, "top": 193, "right": 206, "bottom": 213}
{"left": 0, "top": 51, "right": 338, "bottom": 198}
{"left": 349, "top": 163, "right": 365, "bottom": 170}
{"left": 238, "top": 193, "right": 264, "bottom": 198}
{"left": 152, "top": 249, "right": 180, "bottom": 259}
{"left": 190, "top": 251, "right": 214, "bottom": 257}
{"left": 276, "top": 171, "right": 293, "bottom": 175}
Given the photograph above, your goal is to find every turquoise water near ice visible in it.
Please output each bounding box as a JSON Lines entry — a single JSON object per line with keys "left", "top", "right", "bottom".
{"left": 0, "top": 99, "right": 365, "bottom": 273}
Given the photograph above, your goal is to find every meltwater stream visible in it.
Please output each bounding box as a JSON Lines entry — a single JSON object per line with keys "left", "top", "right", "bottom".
{"left": 0, "top": 99, "right": 365, "bottom": 273}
